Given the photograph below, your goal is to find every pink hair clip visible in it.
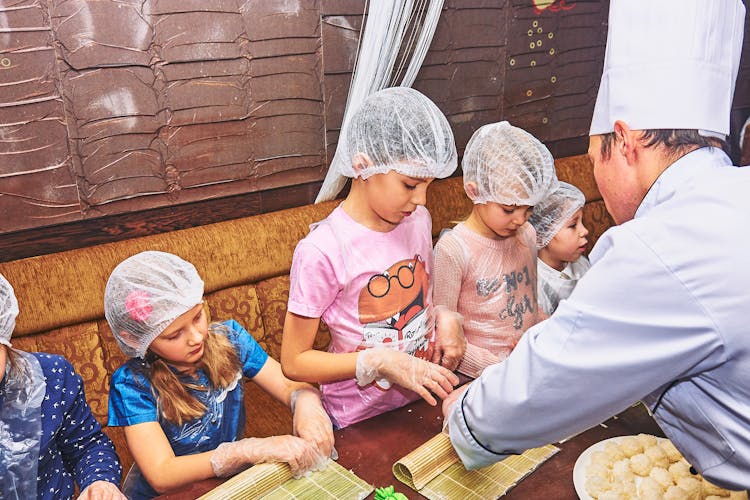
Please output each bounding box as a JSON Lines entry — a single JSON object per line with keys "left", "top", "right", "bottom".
{"left": 125, "top": 290, "right": 152, "bottom": 322}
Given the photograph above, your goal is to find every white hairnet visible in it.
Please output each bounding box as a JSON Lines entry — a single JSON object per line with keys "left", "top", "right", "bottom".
{"left": 335, "top": 87, "right": 457, "bottom": 181}
{"left": 529, "top": 181, "right": 586, "bottom": 248}
{"left": 0, "top": 273, "right": 19, "bottom": 347}
{"left": 104, "top": 251, "right": 204, "bottom": 359}
{"left": 462, "top": 121, "right": 558, "bottom": 206}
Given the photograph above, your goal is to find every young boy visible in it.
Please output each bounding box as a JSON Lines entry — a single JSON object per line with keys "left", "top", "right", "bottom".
{"left": 529, "top": 181, "right": 591, "bottom": 315}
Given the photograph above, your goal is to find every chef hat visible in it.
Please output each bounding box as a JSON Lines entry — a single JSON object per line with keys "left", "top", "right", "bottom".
{"left": 590, "top": 0, "right": 746, "bottom": 137}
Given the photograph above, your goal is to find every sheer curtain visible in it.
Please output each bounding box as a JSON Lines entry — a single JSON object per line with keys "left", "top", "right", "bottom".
{"left": 315, "top": 0, "right": 446, "bottom": 203}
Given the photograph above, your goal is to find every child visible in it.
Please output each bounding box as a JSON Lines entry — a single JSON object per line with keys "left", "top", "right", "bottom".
{"left": 433, "top": 121, "right": 558, "bottom": 378}
{"left": 0, "top": 273, "right": 125, "bottom": 500}
{"left": 105, "top": 251, "right": 332, "bottom": 499}
{"left": 529, "top": 181, "right": 591, "bottom": 315}
{"left": 281, "top": 87, "right": 463, "bottom": 429}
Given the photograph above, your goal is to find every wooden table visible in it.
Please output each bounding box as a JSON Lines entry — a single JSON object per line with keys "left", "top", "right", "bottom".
{"left": 157, "top": 399, "right": 663, "bottom": 499}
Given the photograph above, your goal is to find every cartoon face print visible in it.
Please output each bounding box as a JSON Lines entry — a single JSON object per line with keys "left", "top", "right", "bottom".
{"left": 358, "top": 255, "right": 433, "bottom": 362}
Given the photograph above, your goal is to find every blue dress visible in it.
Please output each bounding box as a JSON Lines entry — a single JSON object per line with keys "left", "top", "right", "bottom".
{"left": 0, "top": 352, "right": 123, "bottom": 499}
{"left": 108, "top": 320, "right": 269, "bottom": 499}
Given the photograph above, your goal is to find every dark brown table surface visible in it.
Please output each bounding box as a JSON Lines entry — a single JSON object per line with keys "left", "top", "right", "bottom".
{"left": 157, "top": 398, "right": 663, "bottom": 499}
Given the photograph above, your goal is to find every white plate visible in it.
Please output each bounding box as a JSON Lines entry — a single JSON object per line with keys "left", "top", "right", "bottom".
{"left": 572, "top": 435, "right": 635, "bottom": 500}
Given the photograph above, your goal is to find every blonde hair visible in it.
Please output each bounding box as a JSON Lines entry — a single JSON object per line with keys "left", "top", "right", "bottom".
{"left": 147, "top": 322, "right": 241, "bottom": 426}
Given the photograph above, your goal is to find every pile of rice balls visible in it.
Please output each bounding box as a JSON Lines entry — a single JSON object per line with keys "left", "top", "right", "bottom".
{"left": 584, "top": 433, "right": 747, "bottom": 499}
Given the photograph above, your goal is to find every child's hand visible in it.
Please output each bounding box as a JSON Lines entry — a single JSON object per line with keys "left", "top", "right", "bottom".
{"left": 356, "top": 348, "right": 459, "bottom": 406}
{"left": 77, "top": 480, "right": 127, "bottom": 500}
{"left": 291, "top": 388, "right": 335, "bottom": 459}
{"left": 432, "top": 306, "right": 466, "bottom": 371}
{"left": 211, "top": 435, "right": 328, "bottom": 479}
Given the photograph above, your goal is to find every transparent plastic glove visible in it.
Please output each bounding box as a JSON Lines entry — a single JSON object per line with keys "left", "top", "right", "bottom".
{"left": 431, "top": 306, "right": 466, "bottom": 371}
{"left": 211, "top": 435, "right": 326, "bottom": 479}
{"left": 78, "top": 480, "right": 127, "bottom": 500}
{"left": 291, "top": 388, "right": 336, "bottom": 460}
{"left": 356, "top": 348, "right": 459, "bottom": 406}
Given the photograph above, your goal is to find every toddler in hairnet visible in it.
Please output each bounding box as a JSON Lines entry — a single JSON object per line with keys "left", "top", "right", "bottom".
{"left": 281, "top": 87, "right": 463, "bottom": 430}
{"left": 434, "top": 121, "right": 558, "bottom": 378}
{"left": 104, "top": 251, "right": 332, "bottom": 499}
{"left": 0, "top": 273, "right": 124, "bottom": 500}
{"left": 529, "top": 181, "right": 591, "bottom": 315}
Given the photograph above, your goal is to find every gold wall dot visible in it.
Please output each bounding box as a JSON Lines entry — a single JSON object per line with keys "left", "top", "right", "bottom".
{"left": 510, "top": 58, "right": 516, "bottom": 66}
{"left": 531, "top": 60, "right": 537, "bottom": 67}
{"left": 529, "top": 42, "right": 535, "bottom": 49}
{"left": 532, "top": 20, "right": 539, "bottom": 27}
{"left": 551, "top": 75, "right": 557, "bottom": 83}
{"left": 536, "top": 40, "right": 542, "bottom": 47}
{"left": 548, "top": 32, "right": 554, "bottom": 39}
{"left": 542, "top": 117, "right": 549, "bottom": 124}
{"left": 537, "top": 27, "right": 543, "bottom": 33}
{"left": 526, "top": 89, "right": 533, "bottom": 97}
{"left": 528, "top": 29, "right": 533, "bottom": 36}
{"left": 0, "top": 58, "right": 10, "bottom": 68}
{"left": 549, "top": 48, "right": 556, "bottom": 55}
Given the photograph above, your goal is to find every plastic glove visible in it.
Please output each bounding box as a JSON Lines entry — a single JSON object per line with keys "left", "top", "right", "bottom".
{"left": 291, "top": 388, "right": 336, "bottom": 459}
{"left": 211, "top": 435, "right": 327, "bottom": 479}
{"left": 431, "top": 305, "right": 466, "bottom": 371}
{"left": 78, "top": 480, "right": 127, "bottom": 500}
{"left": 356, "top": 348, "right": 459, "bottom": 406}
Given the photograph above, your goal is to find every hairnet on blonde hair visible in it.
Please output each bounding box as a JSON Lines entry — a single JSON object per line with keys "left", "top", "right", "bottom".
{"left": 0, "top": 273, "right": 19, "bottom": 347}
{"left": 334, "top": 87, "right": 457, "bottom": 182}
{"left": 462, "top": 121, "right": 558, "bottom": 206}
{"left": 104, "top": 251, "right": 204, "bottom": 358}
{"left": 529, "top": 182, "right": 586, "bottom": 248}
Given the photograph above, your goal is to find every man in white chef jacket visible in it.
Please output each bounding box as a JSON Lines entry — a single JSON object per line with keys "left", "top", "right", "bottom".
{"left": 443, "top": 0, "right": 749, "bottom": 489}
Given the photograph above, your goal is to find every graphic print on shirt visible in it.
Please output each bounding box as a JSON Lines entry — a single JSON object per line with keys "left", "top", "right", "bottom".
{"left": 357, "top": 255, "right": 434, "bottom": 389}
{"left": 476, "top": 264, "right": 537, "bottom": 330}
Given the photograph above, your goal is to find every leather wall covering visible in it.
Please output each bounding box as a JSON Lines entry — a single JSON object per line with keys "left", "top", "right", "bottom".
{"left": 0, "top": 0, "right": 616, "bottom": 235}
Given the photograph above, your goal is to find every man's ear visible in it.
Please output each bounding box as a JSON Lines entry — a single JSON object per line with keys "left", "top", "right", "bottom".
{"left": 464, "top": 181, "right": 480, "bottom": 201}
{"left": 352, "top": 153, "right": 373, "bottom": 176}
{"left": 613, "top": 120, "right": 639, "bottom": 165}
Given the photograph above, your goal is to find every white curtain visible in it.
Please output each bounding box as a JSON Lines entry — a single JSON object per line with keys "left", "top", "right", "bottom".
{"left": 315, "top": 0, "right": 446, "bottom": 203}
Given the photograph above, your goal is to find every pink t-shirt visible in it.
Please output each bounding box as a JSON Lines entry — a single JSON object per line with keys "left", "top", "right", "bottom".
{"left": 288, "top": 205, "right": 436, "bottom": 428}
{"left": 433, "top": 222, "right": 544, "bottom": 378}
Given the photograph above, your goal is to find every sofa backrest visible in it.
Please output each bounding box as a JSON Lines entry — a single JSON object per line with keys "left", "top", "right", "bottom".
{"left": 0, "top": 154, "right": 611, "bottom": 479}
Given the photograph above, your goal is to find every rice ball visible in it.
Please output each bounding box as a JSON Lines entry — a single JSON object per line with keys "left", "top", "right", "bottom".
{"left": 658, "top": 438, "right": 683, "bottom": 462}
{"left": 676, "top": 476, "right": 702, "bottom": 500}
{"left": 612, "top": 458, "right": 634, "bottom": 483}
{"left": 639, "top": 476, "right": 667, "bottom": 498}
{"left": 650, "top": 466, "right": 675, "bottom": 488}
{"left": 585, "top": 474, "right": 610, "bottom": 498}
{"left": 636, "top": 433, "right": 658, "bottom": 449}
{"left": 664, "top": 484, "right": 690, "bottom": 500}
{"left": 644, "top": 444, "right": 670, "bottom": 469}
{"left": 669, "top": 460, "right": 692, "bottom": 479}
{"left": 629, "top": 452, "right": 652, "bottom": 476}
{"left": 604, "top": 442, "right": 627, "bottom": 462}
{"left": 618, "top": 436, "right": 643, "bottom": 457}
{"left": 586, "top": 461, "right": 611, "bottom": 480}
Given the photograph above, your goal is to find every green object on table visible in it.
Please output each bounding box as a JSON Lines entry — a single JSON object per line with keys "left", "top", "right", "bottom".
{"left": 374, "top": 485, "right": 408, "bottom": 500}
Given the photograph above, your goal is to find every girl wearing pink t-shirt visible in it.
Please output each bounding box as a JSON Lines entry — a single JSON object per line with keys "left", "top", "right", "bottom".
{"left": 281, "top": 88, "right": 464, "bottom": 429}
{"left": 434, "top": 122, "right": 558, "bottom": 378}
